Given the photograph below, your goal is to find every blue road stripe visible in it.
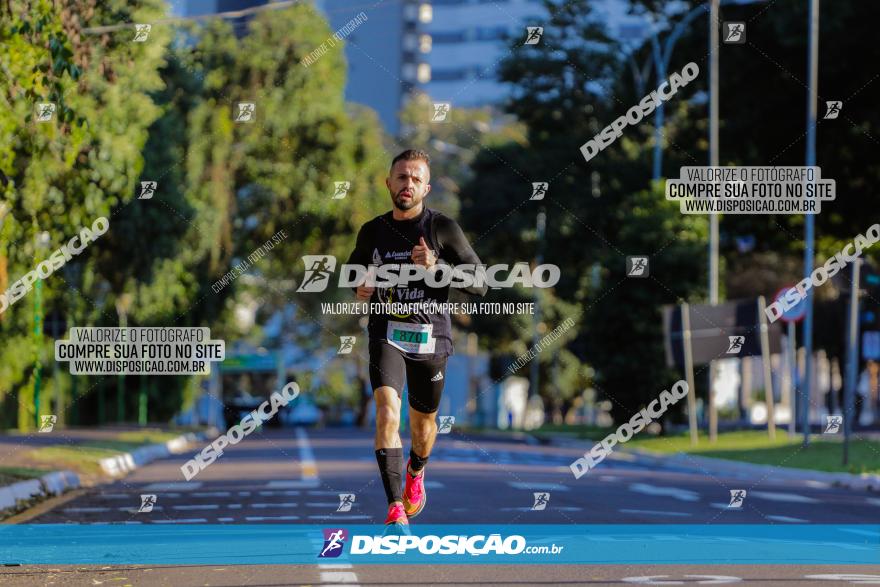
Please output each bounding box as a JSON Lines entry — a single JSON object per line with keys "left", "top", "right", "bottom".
{"left": 1, "top": 524, "right": 878, "bottom": 565}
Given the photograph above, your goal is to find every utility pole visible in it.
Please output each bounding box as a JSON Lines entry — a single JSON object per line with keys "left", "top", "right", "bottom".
{"left": 530, "top": 209, "right": 546, "bottom": 404}
{"left": 843, "top": 260, "right": 861, "bottom": 465}
{"left": 707, "top": 0, "right": 721, "bottom": 442}
{"left": 32, "top": 231, "right": 50, "bottom": 430}
{"left": 802, "top": 0, "right": 820, "bottom": 445}
{"left": 115, "top": 293, "right": 133, "bottom": 423}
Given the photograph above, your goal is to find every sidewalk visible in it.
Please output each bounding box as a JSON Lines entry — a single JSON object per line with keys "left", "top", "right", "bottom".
{"left": 540, "top": 432, "right": 880, "bottom": 492}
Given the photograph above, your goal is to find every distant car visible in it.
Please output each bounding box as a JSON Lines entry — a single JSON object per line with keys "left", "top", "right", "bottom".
{"left": 224, "top": 390, "right": 283, "bottom": 428}
{"left": 284, "top": 396, "right": 321, "bottom": 426}
{"left": 339, "top": 409, "right": 356, "bottom": 426}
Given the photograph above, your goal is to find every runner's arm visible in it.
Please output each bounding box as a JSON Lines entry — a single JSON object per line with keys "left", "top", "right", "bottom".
{"left": 435, "top": 216, "right": 488, "bottom": 297}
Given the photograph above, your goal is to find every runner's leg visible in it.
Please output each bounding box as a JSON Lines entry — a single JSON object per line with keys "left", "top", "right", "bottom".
{"left": 370, "top": 343, "right": 406, "bottom": 506}
{"left": 406, "top": 355, "right": 446, "bottom": 471}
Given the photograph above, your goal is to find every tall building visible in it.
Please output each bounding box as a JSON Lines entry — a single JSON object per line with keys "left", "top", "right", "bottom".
{"left": 173, "top": 0, "right": 418, "bottom": 134}
{"left": 420, "top": 0, "right": 543, "bottom": 108}
{"left": 318, "top": 0, "right": 423, "bottom": 134}
{"left": 420, "top": 0, "right": 650, "bottom": 109}
{"left": 172, "top": 0, "right": 649, "bottom": 134}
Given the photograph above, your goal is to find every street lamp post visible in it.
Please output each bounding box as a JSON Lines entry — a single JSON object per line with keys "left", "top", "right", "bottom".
{"left": 530, "top": 209, "right": 546, "bottom": 408}
{"left": 115, "top": 294, "right": 133, "bottom": 423}
{"left": 648, "top": 0, "right": 769, "bottom": 181}
{"left": 802, "top": 0, "right": 820, "bottom": 445}
{"left": 707, "top": 0, "right": 721, "bottom": 442}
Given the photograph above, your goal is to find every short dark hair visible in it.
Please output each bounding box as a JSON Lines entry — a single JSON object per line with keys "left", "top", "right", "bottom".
{"left": 390, "top": 149, "right": 430, "bottom": 171}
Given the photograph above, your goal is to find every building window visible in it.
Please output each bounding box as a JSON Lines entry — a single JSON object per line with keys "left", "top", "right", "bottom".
{"left": 417, "top": 63, "right": 431, "bottom": 83}
{"left": 419, "top": 4, "right": 433, "bottom": 23}
{"left": 419, "top": 34, "right": 432, "bottom": 53}
{"left": 431, "top": 31, "right": 466, "bottom": 43}
{"left": 430, "top": 68, "right": 468, "bottom": 81}
{"left": 474, "top": 26, "right": 508, "bottom": 41}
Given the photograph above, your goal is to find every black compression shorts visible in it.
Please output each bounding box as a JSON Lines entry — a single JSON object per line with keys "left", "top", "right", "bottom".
{"left": 368, "top": 341, "right": 447, "bottom": 414}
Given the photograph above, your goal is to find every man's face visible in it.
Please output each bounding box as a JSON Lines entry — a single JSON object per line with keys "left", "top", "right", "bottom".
{"left": 386, "top": 159, "right": 431, "bottom": 211}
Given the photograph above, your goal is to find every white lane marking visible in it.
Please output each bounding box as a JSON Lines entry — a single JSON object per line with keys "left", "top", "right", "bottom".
{"left": 217, "top": 517, "right": 235, "bottom": 522}
{"left": 122, "top": 521, "right": 142, "bottom": 524}
{"left": 251, "top": 502, "right": 298, "bottom": 508}
{"left": 228, "top": 504, "right": 243, "bottom": 509}
{"left": 623, "top": 575, "right": 741, "bottom": 584}
{"left": 508, "top": 482, "right": 570, "bottom": 492}
{"left": 151, "top": 518, "right": 207, "bottom": 524}
{"left": 619, "top": 509, "right": 693, "bottom": 518}
{"left": 599, "top": 476, "right": 620, "bottom": 482}
{"left": 306, "top": 502, "right": 345, "bottom": 508}
{"left": 64, "top": 507, "right": 111, "bottom": 513}
{"left": 750, "top": 491, "right": 819, "bottom": 504}
{"left": 143, "top": 482, "right": 200, "bottom": 491}
{"left": 258, "top": 490, "right": 301, "bottom": 496}
{"left": 765, "top": 515, "right": 809, "bottom": 523}
{"left": 309, "top": 515, "right": 371, "bottom": 520}
{"left": 173, "top": 504, "right": 219, "bottom": 510}
{"left": 308, "top": 490, "right": 349, "bottom": 496}
{"left": 804, "top": 480, "right": 832, "bottom": 489}
{"left": 867, "top": 498, "right": 880, "bottom": 507}
{"left": 192, "top": 491, "right": 231, "bottom": 497}
{"left": 238, "top": 491, "right": 252, "bottom": 496}
{"left": 424, "top": 481, "right": 444, "bottom": 489}
{"left": 711, "top": 503, "right": 746, "bottom": 510}
{"left": 629, "top": 483, "right": 700, "bottom": 502}
{"left": 118, "top": 507, "right": 166, "bottom": 513}
{"left": 296, "top": 427, "right": 319, "bottom": 481}
{"left": 319, "top": 571, "right": 360, "bottom": 585}
{"left": 500, "top": 506, "right": 582, "bottom": 512}
{"left": 244, "top": 515, "right": 300, "bottom": 521}
{"left": 805, "top": 574, "right": 880, "bottom": 584}
{"left": 319, "top": 564, "right": 353, "bottom": 569}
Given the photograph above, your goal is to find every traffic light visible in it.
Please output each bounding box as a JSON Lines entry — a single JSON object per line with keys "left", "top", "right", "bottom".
{"left": 861, "top": 262, "right": 880, "bottom": 329}
{"left": 863, "top": 261, "right": 880, "bottom": 292}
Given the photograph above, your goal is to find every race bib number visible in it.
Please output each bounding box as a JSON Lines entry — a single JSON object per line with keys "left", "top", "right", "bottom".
{"left": 386, "top": 321, "right": 435, "bottom": 354}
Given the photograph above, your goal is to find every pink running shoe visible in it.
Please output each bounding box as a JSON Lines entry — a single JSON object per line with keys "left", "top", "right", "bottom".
{"left": 403, "top": 459, "right": 427, "bottom": 518}
{"left": 384, "top": 502, "right": 409, "bottom": 526}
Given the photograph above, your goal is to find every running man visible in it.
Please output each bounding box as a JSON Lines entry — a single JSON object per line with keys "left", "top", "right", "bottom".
{"left": 347, "top": 149, "right": 487, "bottom": 526}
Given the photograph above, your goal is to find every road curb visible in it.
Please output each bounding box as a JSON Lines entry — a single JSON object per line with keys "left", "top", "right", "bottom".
{"left": 0, "top": 429, "right": 214, "bottom": 517}
{"left": 0, "top": 471, "right": 81, "bottom": 515}
{"left": 98, "top": 430, "right": 215, "bottom": 477}
{"left": 631, "top": 449, "right": 880, "bottom": 492}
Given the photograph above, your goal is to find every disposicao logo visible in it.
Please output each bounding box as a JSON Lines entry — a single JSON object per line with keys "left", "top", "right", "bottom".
{"left": 319, "top": 528, "right": 348, "bottom": 558}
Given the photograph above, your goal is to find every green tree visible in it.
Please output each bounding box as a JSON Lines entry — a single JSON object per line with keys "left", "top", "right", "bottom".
{"left": 0, "top": 0, "right": 168, "bottom": 429}
{"left": 459, "top": 0, "right": 708, "bottom": 422}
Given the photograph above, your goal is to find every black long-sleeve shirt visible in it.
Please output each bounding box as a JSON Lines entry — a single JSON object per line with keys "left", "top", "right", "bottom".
{"left": 347, "top": 207, "right": 487, "bottom": 360}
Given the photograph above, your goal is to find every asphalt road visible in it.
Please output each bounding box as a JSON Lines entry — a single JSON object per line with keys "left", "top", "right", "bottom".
{"left": 3, "top": 427, "right": 879, "bottom": 585}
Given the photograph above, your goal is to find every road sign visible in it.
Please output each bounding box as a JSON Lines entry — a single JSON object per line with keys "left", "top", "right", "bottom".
{"left": 662, "top": 299, "right": 782, "bottom": 368}
{"left": 773, "top": 286, "right": 807, "bottom": 323}
{"left": 863, "top": 330, "right": 880, "bottom": 360}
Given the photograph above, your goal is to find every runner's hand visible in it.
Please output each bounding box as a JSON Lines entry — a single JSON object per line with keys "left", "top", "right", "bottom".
{"left": 356, "top": 284, "right": 375, "bottom": 300}
{"left": 411, "top": 237, "right": 436, "bottom": 268}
